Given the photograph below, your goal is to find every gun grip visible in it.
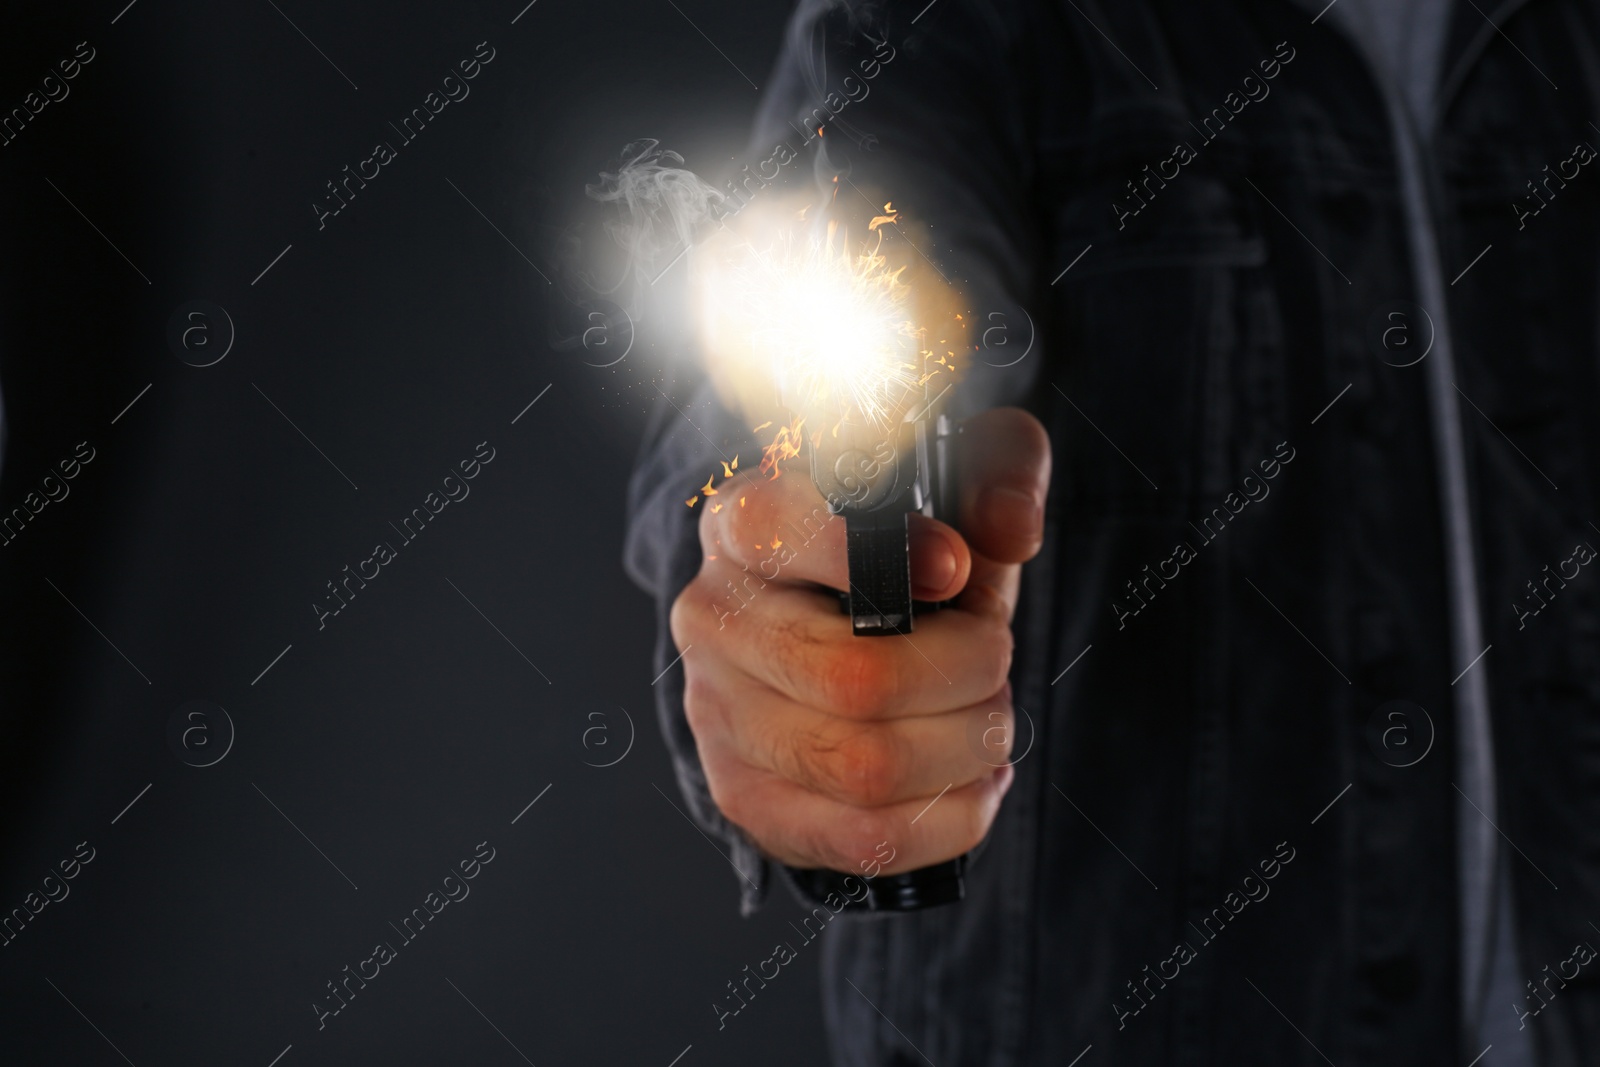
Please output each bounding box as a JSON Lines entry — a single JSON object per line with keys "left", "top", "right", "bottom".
{"left": 843, "top": 510, "right": 914, "bottom": 635}
{"left": 822, "top": 420, "right": 968, "bottom": 909}
{"left": 789, "top": 856, "right": 967, "bottom": 912}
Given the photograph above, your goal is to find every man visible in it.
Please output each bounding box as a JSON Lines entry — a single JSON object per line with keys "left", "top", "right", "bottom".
{"left": 626, "top": 0, "right": 1600, "bottom": 1063}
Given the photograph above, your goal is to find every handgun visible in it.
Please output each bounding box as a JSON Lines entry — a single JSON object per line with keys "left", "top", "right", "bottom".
{"left": 785, "top": 399, "right": 969, "bottom": 911}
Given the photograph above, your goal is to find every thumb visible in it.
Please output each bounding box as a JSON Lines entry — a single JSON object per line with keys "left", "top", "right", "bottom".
{"left": 956, "top": 407, "right": 1051, "bottom": 565}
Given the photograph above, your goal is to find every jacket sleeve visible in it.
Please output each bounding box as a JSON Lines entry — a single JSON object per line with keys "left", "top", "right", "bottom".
{"left": 623, "top": 0, "right": 1051, "bottom": 914}
{"left": 748, "top": 0, "right": 1052, "bottom": 416}
{"left": 623, "top": 380, "right": 771, "bottom": 914}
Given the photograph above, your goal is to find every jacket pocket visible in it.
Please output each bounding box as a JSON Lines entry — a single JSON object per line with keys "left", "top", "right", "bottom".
{"left": 1043, "top": 119, "right": 1276, "bottom": 514}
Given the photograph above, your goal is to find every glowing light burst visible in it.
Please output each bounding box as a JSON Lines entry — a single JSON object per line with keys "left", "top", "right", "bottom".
{"left": 699, "top": 219, "right": 923, "bottom": 428}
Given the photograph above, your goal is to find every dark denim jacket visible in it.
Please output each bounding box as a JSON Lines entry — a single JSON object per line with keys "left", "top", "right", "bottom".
{"left": 626, "top": 1, "right": 1600, "bottom": 1063}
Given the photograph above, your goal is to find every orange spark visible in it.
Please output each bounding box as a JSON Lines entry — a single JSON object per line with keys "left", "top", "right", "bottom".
{"left": 758, "top": 414, "right": 807, "bottom": 481}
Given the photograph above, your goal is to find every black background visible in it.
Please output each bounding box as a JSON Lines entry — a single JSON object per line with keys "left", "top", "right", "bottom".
{"left": 0, "top": 1, "right": 830, "bottom": 1063}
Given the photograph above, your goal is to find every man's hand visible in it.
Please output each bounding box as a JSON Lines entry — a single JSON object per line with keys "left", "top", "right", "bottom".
{"left": 668, "top": 408, "right": 1051, "bottom": 877}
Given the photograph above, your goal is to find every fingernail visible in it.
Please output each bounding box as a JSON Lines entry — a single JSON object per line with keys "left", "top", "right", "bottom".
{"left": 911, "top": 528, "right": 958, "bottom": 593}
{"left": 983, "top": 486, "right": 1042, "bottom": 538}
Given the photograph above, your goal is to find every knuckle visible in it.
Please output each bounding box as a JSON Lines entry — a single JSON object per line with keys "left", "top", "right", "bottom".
{"left": 698, "top": 750, "right": 762, "bottom": 837}
{"left": 805, "top": 726, "right": 905, "bottom": 807}
{"left": 717, "top": 521, "right": 756, "bottom": 572}
{"left": 703, "top": 767, "right": 748, "bottom": 830}
{"left": 811, "top": 808, "right": 891, "bottom": 874}
{"left": 955, "top": 784, "right": 1000, "bottom": 854}
{"left": 716, "top": 483, "right": 777, "bottom": 565}
{"left": 697, "top": 495, "right": 721, "bottom": 542}
{"left": 819, "top": 644, "right": 899, "bottom": 718}
{"left": 960, "top": 579, "right": 1014, "bottom": 627}
{"left": 668, "top": 589, "right": 695, "bottom": 650}
{"left": 765, "top": 610, "right": 823, "bottom": 689}
{"left": 680, "top": 670, "right": 719, "bottom": 739}
{"left": 710, "top": 489, "right": 784, "bottom": 575}
{"left": 976, "top": 701, "right": 1016, "bottom": 764}
{"left": 962, "top": 805, "right": 997, "bottom": 855}
{"left": 674, "top": 569, "right": 744, "bottom": 644}
{"left": 669, "top": 576, "right": 712, "bottom": 647}
{"left": 979, "top": 620, "right": 1015, "bottom": 695}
